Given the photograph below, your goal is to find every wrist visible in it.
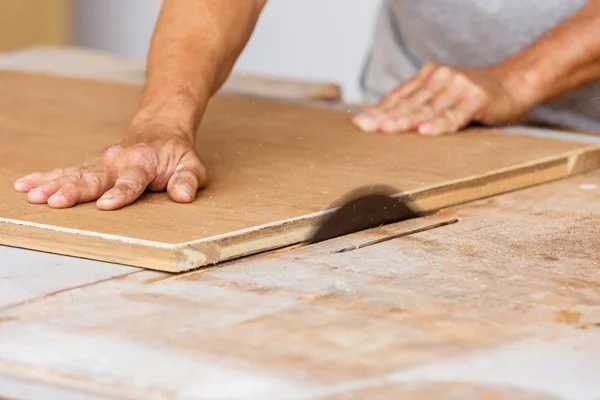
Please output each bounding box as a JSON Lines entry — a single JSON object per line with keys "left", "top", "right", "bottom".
{"left": 488, "top": 61, "right": 547, "bottom": 111}
{"left": 129, "top": 91, "right": 208, "bottom": 142}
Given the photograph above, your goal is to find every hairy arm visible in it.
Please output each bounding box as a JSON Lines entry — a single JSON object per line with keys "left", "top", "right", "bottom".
{"left": 132, "top": 0, "right": 268, "bottom": 139}
{"left": 500, "top": 0, "right": 600, "bottom": 107}
{"left": 15, "top": 0, "right": 267, "bottom": 210}
{"left": 354, "top": 0, "right": 600, "bottom": 136}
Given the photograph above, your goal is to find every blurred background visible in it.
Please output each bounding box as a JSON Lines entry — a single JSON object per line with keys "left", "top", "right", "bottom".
{"left": 0, "top": 0, "right": 380, "bottom": 101}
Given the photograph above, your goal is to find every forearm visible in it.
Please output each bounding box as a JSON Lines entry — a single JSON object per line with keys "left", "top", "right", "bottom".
{"left": 131, "top": 0, "right": 267, "bottom": 139}
{"left": 496, "top": 0, "right": 600, "bottom": 108}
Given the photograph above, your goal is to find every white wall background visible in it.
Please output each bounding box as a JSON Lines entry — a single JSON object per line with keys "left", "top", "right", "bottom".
{"left": 71, "top": 0, "right": 381, "bottom": 101}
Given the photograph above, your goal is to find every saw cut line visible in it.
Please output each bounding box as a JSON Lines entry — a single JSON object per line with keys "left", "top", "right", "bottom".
{"left": 334, "top": 218, "right": 459, "bottom": 254}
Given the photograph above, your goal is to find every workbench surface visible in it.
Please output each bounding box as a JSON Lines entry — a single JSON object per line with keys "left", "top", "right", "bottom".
{"left": 1, "top": 47, "right": 599, "bottom": 400}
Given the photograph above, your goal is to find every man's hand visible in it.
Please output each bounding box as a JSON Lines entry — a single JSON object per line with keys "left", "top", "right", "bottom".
{"left": 13, "top": 129, "right": 206, "bottom": 210}
{"left": 353, "top": 64, "right": 529, "bottom": 136}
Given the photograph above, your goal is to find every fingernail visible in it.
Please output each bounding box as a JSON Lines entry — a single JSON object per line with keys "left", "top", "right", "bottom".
{"left": 100, "top": 194, "right": 114, "bottom": 200}
{"left": 379, "top": 122, "right": 395, "bottom": 134}
{"left": 419, "top": 124, "right": 434, "bottom": 135}
{"left": 54, "top": 189, "right": 64, "bottom": 197}
{"left": 353, "top": 113, "right": 377, "bottom": 132}
{"left": 178, "top": 184, "right": 194, "bottom": 198}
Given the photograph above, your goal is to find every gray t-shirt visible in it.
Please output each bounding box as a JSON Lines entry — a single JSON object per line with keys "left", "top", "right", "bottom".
{"left": 361, "top": 0, "right": 600, "bottom": 132}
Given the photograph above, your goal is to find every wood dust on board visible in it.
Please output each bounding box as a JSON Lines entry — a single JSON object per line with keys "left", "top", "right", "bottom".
{"left": 553, "top": 309, "right": 581, "bottom": 324}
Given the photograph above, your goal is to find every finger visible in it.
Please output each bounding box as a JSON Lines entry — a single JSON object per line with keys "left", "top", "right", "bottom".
{"left": 378, "top": 68, "right": 455, "bottom": 133}
{"left": 377, "top": 81, "right": 421, "bottom": 112}
{"left": 384, "top": 74, "right": 471, "bottom": 136}
{"left": 377, "top": 63, "right": 438, "bottom": 111}
{"left": 429, "top": 73, "right": 471, "bottom": 113}
{"left": 26, "top": 172, "right": 83, "bottom": 204}
{"left": 405, "top": 66, "right": 454, "bottom": 107}
{"left": 352, "top": 109, "right": 389, "bottom": 133}
{"left": 355, "top": 64, "right": 442, "bottom": 132}
{"left": 419, "top": 93, "right": 485, "bottom": 136}
{"left": 167, "top": 152, "right": 207, "bottom": 203}
{"left": 14, "top": 168, "right": 76, "bottom": 192}
{"left": 47, "top": 171, "right": 113, "bottom": 209}
{"left": 96, "top": 167, "right": 151, "bottom": 211}
{"left": 379, "top": 104, "right": 438, "bottom": 135}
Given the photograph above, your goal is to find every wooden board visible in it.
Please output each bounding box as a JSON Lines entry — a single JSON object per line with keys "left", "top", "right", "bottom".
{"left": 0, "top": 1, "right": 69, "bottom": 51}
{"left": 1, "top": 71, "right": 600, "bottom": 272}
{"left": 1, "top": 171, "right": 600, "bottom": 399}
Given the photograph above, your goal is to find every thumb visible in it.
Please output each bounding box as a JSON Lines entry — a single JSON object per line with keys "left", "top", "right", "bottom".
{"left": 167, "top": 151, "right": 207, "bottom": 203}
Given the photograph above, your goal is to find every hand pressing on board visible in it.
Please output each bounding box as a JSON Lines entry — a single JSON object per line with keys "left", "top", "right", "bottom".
{"left": 13, "top": 128, "right": 207, "bottom": 210}
{"left": 352, "top": 64, "right": 530, "bottom": 136}
{"left": 13, "top": 0, "right": 268, "bottom": 210}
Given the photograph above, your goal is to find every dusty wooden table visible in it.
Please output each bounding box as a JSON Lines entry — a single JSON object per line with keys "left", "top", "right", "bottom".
{"left": 1, "top": 47, "right": 599, "bottom": 400}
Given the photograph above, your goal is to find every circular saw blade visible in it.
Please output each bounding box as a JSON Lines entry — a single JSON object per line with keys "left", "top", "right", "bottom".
{"left": 307, "top": 185, "right": 424, "bottom": 244}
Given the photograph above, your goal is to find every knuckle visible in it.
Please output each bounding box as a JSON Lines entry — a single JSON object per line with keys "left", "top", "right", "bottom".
{"left": 66, "top": 169, "right": 83, "bottom": 180}
{"left": 416, "top": 88, "right": 432, "bottom": 100}
{"left": 444, "top": 110, "right": 457, "bottom": 124}
{"left": 169, "top": 176, "right": 188, "bottom": 189}
{"left": 127, "top": 150, "right": 150, "bottom": 165}
{"left": 177, "top": 170, "right": 201, "bottom": 183}
{"left": 61, "top": 182, "right": 77, "bottom": 191}
{"left": 469, "top": 88, "right": 487, "bottom": 102}
{"left": 453, "top": 73, "right": 468, "bottom": 86}
{"left": 436, "top": 65, "right": 452, "bottom": 76}
{"left": 113, "top": 185, "right": 135, "bottom": 200}
{"left": 37, "top": 183, "right": 52, "bottom": 193}
{"left": 126, "top": 155, "right": 154, "bottom": 173}
{"left": 419, "top": 105, "right": 436, "bottom": 119}
{"left": 174, "top": 170, "right": 195, "bottom": 180}
{"left": 125, "top": 145, "right": 158, "bottom": 169}
{"left": 104, "top": 145, "right": 123, "bottom": 158}
{"left": 59, "top": 183, "right": 79, "bottom": 198}
{"left": 119, "top": 173, "right": 144, "bottom": 188}
{"left": 82, "top": 173, "right": 102, "bottom": 187}
{"left": 423, "top": 62, "right": 438, "bottom": 72}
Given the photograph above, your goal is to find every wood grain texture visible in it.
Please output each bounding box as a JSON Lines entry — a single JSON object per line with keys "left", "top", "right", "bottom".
{"left": 0, "top": 1, "right": 69, "bottom": 51}
{"left": 1, "top": 71, "right": 600, "bottom": 272}
{"left": 1, "top": 171, "right": 600, "bottom": 399}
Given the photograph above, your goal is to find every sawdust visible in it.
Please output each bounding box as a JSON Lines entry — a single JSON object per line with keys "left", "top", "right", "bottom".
{"left": 553, "top": 309, "right": 581, "bottom": 324}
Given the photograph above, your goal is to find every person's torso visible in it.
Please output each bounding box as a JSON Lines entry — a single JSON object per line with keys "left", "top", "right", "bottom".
{"left": 361, "top": 0, "right": 600, "bottom": 131}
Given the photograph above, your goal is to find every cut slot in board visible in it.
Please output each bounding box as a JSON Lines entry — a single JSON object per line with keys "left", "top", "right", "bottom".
{"left": 1, "top": 72, "right": 599, "bottom": 272}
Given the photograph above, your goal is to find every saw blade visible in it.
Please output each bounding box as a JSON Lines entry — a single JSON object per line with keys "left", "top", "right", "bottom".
{"left": 307, "top": 185, "right": 424, "bottom": 244}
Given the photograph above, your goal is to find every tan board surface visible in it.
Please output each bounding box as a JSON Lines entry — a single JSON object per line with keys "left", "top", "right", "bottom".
{"left": 1, "top": 71, "right": 600, "bottom": 271}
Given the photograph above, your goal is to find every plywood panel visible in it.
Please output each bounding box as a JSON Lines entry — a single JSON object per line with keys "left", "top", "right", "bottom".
{"left": 0, "top": 72, "right": 599, "bottom": 271}
{"left": 0, "top": 0, "right": 69, "bottom": 51}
